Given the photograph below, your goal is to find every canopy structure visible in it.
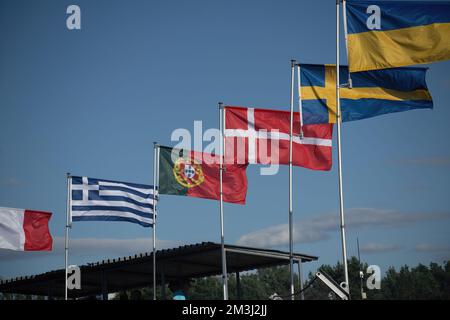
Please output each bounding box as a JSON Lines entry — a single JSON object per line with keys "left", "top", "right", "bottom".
{"left": 0, "top": 242, "right": 318, "bottom": 299}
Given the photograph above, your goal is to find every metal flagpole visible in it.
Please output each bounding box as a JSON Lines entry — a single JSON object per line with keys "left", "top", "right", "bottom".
{"left": 289, "top": 59, "right": 296, "bottom": 300}
{"left": 336, "top": 0, "right": 350, "bottom": 295}
{"left": 297, "top": 260, "right": 304, "bottom": 300}
{"left": 219, "top": 102, "right": 229, "bottom": 300}
{"left": 357, "top": 237, "right": 365, "bottom": 299}
{"left": 296, "top": 63, "right": 306, "bottom": 300}
{"left": 152, "top": 142, "right": 159, "bottom": 300}
{"left": 64, "top": 172, "right": 72, "bottom": 300}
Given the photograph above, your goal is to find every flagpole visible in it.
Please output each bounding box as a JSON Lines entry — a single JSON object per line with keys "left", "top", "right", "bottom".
{"left": 336, "top": 0, "right": 350, "bottom": 295}
{"left": 152, "top": 142, "right": 159, "bottom": 300}
{"left": 289, "top": 59, "right": 296, "bottom": 300}
{"left": 64, "top": 172, "right": 71, "bottom": 300}
{"left": 219, "top": 102, "right": 228, "bottom": 300}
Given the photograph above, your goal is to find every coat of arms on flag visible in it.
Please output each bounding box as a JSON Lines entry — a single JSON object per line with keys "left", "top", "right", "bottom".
{"left": 173, "top": 157, "right": 205, "bottom": 188}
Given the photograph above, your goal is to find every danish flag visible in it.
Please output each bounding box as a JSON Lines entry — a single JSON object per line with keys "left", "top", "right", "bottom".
{"left": 224, "top": 106, "right": 333, "bottom": 170}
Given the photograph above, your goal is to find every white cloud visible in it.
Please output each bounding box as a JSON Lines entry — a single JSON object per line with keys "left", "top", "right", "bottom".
{"left": 237, "top": 224, "right": 328, "bottom": 248}
{"left": 236, "top": 208, "right": 450, "bottom": 248}
{"left": 414, "top": 243, "right": 450, "bottom": 253}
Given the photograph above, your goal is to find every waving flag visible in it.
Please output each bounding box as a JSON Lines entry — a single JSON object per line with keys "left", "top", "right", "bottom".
{"left": 70, "top": 176, "right": 156, "bottom": 227}
{"left": 346, "top": 0, "right": 450, "bottom": 72}
{"left": 224, "top": 106, "right": 333, "bottom": 171}
{"left": 299, "top": 64, "right": 433, "bottom": 124}
{"left": 0, "top": 207, "right": 52, "bottom": 251}
{"left": 159, "top": 146, "right": 248, "bottom": 204}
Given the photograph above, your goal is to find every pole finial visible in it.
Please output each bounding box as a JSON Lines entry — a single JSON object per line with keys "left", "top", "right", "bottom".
{"left": 218, "top": 102, "right": 224, "bottom": 109}
{"left": 291, "top": 59, "right": 296, "bottom": 67}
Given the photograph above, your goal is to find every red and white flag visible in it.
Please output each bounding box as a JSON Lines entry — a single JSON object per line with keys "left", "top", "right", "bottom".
{"left": 224, "top": 106, "right": 333, "bottom": 170}
{"left": 0, "top": 207, "right": 53, "bottom": 251}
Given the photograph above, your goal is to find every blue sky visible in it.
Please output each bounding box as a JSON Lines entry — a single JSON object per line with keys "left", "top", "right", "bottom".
{"left": 1, "top": 0, "right": 450, "bottom": 284}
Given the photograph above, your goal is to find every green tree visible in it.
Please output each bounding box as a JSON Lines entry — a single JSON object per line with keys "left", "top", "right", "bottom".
{"left": 4, "top": 259, "right": 450, "bottom": 300}
{"left": 189, "top": 276, "right": 222, "bottom": 300}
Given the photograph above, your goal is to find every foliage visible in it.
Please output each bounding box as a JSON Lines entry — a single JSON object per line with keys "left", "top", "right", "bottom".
{"left": 3, "top": 259, "right": 450, "bottom": 300}
{"left": 304, "top": 258, "right": 450, "bottom": 300}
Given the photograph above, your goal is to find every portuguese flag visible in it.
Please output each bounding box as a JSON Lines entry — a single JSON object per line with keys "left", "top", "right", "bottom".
{"left": 158, "top": 146, "right": 248, "bottom": 204}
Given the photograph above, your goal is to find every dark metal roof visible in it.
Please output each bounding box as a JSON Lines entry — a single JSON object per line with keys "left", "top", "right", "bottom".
{"left": 0, "top": 242, "right": 318, "bottom": 298}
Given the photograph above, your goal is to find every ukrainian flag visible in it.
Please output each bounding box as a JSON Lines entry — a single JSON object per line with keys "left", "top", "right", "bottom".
{"left": 299, "top": 64, "right": 433, "bottom": 124}
{"left": 346, "top": 0, "right": 450, "bottom": 72}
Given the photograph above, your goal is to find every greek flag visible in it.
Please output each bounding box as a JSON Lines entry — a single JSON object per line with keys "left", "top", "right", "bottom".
{"left": 70, "top": 176, "right": 157, "bottom": 227}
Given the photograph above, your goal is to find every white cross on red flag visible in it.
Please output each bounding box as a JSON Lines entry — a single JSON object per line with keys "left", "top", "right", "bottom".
{"left": 224, "top": 106, "right": 333, "bottom": 171}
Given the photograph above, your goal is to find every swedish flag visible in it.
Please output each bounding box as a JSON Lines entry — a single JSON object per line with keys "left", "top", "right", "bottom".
{"left": 299, "top": 64, "right": 433, "bottom": 124}
{"left": 346, "top": 0, "right": 450, "bottom": 72}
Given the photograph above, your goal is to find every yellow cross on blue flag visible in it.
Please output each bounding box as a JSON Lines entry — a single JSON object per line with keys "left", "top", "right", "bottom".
{"left": 299, "top": 64, "right": 433, "bottom": 124}
{"left": 346, "top": 0, "right": 450, "bottom": 72}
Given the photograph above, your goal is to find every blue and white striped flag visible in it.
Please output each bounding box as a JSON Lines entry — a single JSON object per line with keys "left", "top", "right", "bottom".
{"left": 70, "top": 176, "right": 157, "bottom": 227}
